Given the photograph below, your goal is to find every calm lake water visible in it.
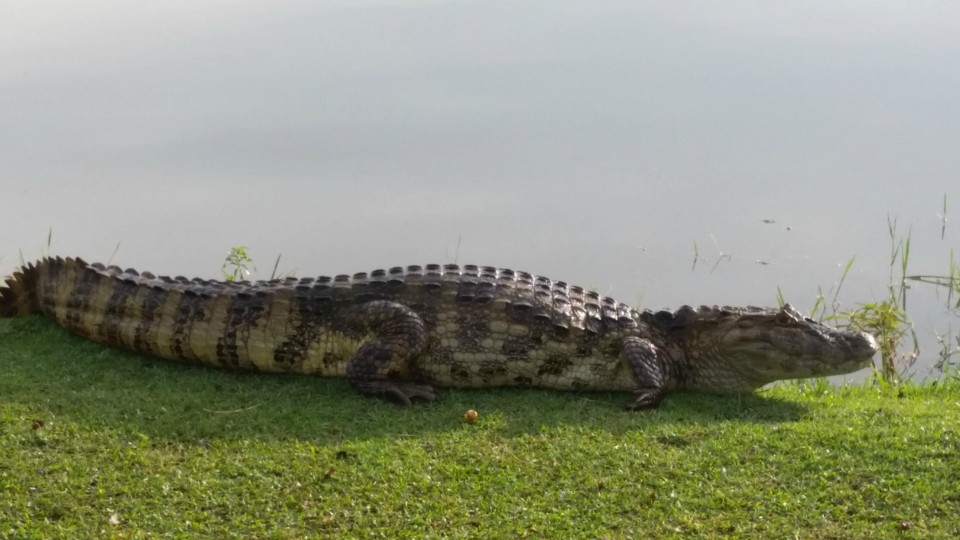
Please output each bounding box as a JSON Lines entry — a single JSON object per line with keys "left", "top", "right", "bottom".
{"left": 2, "top": 2, "right": 958, "bottom": 375}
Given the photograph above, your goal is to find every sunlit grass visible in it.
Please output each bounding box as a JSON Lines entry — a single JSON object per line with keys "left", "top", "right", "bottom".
{"left": 2, "top": 316, "right": 959, "bottom": 538}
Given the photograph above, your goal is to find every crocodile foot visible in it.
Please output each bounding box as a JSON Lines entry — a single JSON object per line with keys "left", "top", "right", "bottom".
{"left": 624, "top": 388, "right": 666, "bottom": 411}
{"left": 353, "top": 380, "right": 438, "bottom": 406}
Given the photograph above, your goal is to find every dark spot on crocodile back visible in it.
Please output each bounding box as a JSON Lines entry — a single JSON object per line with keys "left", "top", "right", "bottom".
{"left": 450, "top": 363, "right": 471, "bottom": 381}
{"left": 171, "top": 289, "right": 209, "bottom": 360}
{"left": 216, "top": 289, "right": 266, "bottom": 368}
{"left": 100, "top": 274, "right": 139, "bottom": 346}
{"left": 133, "top": 283, "right": 167, "bottom": 352}
{"left": 61, "top": 263, "right": 101, "bottom": 332}
{"left": 457, "top": 309, "right": 490, "bottom": 351}
{"left": 537, "top": 354, "right": 573, "bottom": 376}
{"left": 502, "top": 336, "right": 532, "bottom": 361}
{"left": 478, "top": 361, "right": 508, "bottom": 380}
{"left": 570, "top": 379, "right": 590, "bottom": 390}
{"left": 575, "top": 332, "right": 599, "bottom": 357}
{"left": 513, "top": 375, "right": 533, "bottom": 386}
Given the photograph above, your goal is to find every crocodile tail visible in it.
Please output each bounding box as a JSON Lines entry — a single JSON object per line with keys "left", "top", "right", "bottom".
{"left": 0, "top": 261, "right": 40, "bottom": 317}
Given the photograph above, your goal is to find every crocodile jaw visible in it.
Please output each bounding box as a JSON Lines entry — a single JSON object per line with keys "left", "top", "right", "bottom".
{"left": 725, "top": 329, "right": 878, "bottom": 383}
{"left": 717, "top": 306, "right": 879, "bottom": 385}
{"left": 664, "top": 304, "right": 879, "bottom": 391}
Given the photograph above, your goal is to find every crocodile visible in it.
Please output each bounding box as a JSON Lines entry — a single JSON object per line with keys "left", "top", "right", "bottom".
{"left": 0, "top": 257, "right": 878, "bottom": 409}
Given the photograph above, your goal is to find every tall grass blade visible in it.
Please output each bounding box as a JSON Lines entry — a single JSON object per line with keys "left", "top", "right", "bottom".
{"left": 270, "top": 253, "right": 282, "bottom": 281}
{"left": 832, "top": 256, "right": 855, "bottom": 308}
{"left": 941, "top": 193, "right": 948, "bottom": 240}
{"left": 107, "top": 242, "right": 121, "bottom": 266}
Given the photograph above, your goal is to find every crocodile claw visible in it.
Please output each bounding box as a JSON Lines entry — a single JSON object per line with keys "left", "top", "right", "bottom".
{"left": 624, "top": 388, "right": 666, "bottom": 411}
{"left": 353, "top": 380, "right": 438, "bottom": 406}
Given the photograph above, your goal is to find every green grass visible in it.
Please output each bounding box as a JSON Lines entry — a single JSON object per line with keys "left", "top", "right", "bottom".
{"left": 2, "top": 317, "right": 959, "bottom": 539}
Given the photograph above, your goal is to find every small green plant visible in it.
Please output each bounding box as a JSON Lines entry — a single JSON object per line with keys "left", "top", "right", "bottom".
{"left": 808, "top": 217, "right": 919, "bottom": 383}
{"left": 221, "top": 247, "right": 293, "bottom": 281}
{"left": 222, "top": 246, "right": 254, "bottom": 282}
{"left": 840, "top": 217, "right": 917, "bottom": 382}
{"left": 837, "top": 300, "right": 915, "bottom": 382}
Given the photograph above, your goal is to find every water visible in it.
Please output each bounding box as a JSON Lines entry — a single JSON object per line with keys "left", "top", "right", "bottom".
{"left": 2, "top": 2, "right": 958, "bottom": 375}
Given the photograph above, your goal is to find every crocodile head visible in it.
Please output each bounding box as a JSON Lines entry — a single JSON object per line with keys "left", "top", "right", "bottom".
{"left": 656, "top": 304, "right": 878, "bottom": 391}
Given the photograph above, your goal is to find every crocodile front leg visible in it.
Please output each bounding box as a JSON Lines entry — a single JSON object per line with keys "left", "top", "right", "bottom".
{"left": 345, "top": 300, "right": 437, "bottom": 406}
{"left": 622, "top": 336, "right": 668, "bottom": 410}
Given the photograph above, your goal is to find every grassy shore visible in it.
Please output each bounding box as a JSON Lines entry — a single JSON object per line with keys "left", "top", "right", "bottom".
{"left": 1, "top": 316, "right": 958, "bottom": 539}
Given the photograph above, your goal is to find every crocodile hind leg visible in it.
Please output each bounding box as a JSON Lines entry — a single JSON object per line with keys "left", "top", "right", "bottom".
{"left": 621, "top": 336, "right": 668, "bottom": 410}
{"left": 345, "top": 300, "right": 437, "bottom": 406}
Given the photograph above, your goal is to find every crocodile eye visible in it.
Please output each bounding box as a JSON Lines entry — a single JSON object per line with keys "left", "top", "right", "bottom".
{"left": 775, "top": 310, "right": 795, "bottom": 325}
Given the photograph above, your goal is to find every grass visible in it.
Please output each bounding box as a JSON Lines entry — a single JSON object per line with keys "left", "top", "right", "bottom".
{"left": 2, "top": 317, "right": 959, "bottom": 538}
